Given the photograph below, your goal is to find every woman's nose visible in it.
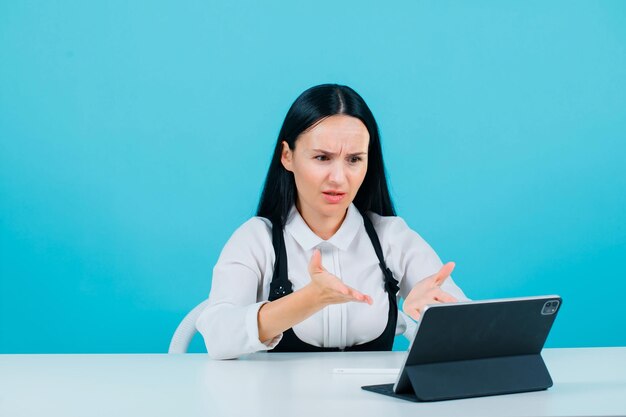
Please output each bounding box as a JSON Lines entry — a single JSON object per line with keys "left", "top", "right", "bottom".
{"left": 328, "top": 161, "right": 347, "bottom": 184}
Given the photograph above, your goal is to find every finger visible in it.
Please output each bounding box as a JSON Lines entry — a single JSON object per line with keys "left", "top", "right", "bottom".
{"left": 404, "top": 300, "right": 441, "bottom": 321}
{"left": 408, "top": 310, "right": 421, "bottom": 321}
{"left": 433, "top": 288, "right": 458, "bottom": 304}
{"left": 433, "top": 262, "right": 455, "bottom": 286}
{"left": 423, "top": 299, "right": 443, "bottom": 309}
{"left": 347, "top": 287, "right": 373, "bottom": 305}
{"left": 402, "top": 304, "right": 420, "bottom": 321}
{"left": 405, "top": 304, "right": 434, "bottom": 321}
{"left": 308, "top": 249, "right": 324, "bottom": 275}
{"left": 331, "top": 279, "right": 363, "bottom": 299}
{"left": 337, "top": 285, "right": 350, "bottom": 296}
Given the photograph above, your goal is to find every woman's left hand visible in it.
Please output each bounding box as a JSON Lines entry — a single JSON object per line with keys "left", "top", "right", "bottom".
{"left": 402, "top": 262, "right": 458, "bottom": 321}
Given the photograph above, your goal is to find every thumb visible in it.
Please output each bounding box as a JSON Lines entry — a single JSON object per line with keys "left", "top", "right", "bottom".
{"left": 308, "top": 249, "right": 324, "bottom": 275}
{"left": 433, "top": 262, "right": 455, "bottom": 286}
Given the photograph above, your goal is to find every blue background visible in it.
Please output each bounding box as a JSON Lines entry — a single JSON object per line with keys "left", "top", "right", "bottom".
{"left": 1, "top": 1, "right": 625, "bottom": 353}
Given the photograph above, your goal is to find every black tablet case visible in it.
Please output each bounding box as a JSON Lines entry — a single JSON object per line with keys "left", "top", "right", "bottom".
{"left": 362, "top": 296, "right": 561, "bottom": 402}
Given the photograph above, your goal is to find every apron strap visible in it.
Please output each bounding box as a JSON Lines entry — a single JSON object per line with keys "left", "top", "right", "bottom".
{"left": 268, "top": 217, "right": 291, "bottom": 301}
{"left": 360, "top": 210, "right": 400, "bottom": 298}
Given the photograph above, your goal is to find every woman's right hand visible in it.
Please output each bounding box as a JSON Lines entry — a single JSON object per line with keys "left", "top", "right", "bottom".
{"left": 307, "top": 249, "right": 373, "bottom": 307}
{"left": 257, "top": 249, "right": 372, "bottom": 343}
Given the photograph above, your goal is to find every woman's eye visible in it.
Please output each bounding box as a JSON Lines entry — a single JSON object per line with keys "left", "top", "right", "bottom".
{"left": 315, "top": 155, "right": 329, "bottom": 161}
{"left": 348, "top": 156, "right": 362, "bottom": 164}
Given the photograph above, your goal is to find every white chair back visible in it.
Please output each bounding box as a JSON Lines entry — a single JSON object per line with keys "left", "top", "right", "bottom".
{"left": 168, "top": 299, "right": 210, "bottom": 354}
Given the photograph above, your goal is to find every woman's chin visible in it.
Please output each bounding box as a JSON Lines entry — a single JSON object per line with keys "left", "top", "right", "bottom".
{"left": 318, "top": 202, "right": 350, "bottom": 217}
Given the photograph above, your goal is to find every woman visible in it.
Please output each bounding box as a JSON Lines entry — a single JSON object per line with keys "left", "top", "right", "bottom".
{"left": 197, "top": 84, "right": 468, "bottom": 359}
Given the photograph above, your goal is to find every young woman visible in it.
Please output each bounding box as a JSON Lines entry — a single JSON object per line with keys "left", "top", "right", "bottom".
{"left": 197, "top": 84, "right": 468, "bottom": 359}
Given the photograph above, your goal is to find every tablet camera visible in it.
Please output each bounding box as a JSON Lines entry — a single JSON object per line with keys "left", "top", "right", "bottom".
{"left": 541, "top": 300, "right": 560, "bottom": 315}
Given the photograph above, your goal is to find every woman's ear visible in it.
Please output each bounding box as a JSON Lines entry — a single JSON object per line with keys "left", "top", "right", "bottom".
{"left": 280, "top": 141, "right": 294, "bottom": 172}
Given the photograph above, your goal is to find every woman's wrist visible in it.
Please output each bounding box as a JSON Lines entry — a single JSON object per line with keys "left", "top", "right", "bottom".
{"left": 258, "top": 284, "right": 327, "bottom": 342}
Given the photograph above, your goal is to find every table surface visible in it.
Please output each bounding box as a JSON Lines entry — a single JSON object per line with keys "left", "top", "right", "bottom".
{"left": 1, "top": 347, "right": 625, "bottom": 417}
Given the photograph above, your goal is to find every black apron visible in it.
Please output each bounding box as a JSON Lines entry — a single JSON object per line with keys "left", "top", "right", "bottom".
{"left": 266, "top": 210, "right": 400, "bottom": 352}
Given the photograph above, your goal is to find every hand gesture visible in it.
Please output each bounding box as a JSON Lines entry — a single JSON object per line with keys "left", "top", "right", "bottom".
{"left": 403, "top": 262, "right": 458, "bottom": 321}
{"left": 307, "top": 249, "right": 373, "bottom": 307}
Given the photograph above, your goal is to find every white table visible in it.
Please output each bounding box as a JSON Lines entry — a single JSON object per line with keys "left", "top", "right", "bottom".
{"left": 1, "top": 348, "right": 625, "bottom": 417}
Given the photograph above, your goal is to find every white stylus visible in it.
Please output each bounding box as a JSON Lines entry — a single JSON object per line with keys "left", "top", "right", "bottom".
{"left": 332, "top": 368, "right": 400, "bottom": 374}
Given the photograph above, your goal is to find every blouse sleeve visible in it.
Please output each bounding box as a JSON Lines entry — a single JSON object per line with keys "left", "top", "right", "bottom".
{"left": 195, "top": 218, "right": 282, "bottom": 359}
{"left": 374, "top": 215, "right": 469, "bottom": 302}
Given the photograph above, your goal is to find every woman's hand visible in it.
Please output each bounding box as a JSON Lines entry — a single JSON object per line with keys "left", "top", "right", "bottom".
{"left": 258, "top": 249, "right": 372, "bottom": 343}
{"left": 307, "top": 249, "right": 373, "bottom": 307}
{"left": 403, "top": 262, "right": 458, "bottom": 321}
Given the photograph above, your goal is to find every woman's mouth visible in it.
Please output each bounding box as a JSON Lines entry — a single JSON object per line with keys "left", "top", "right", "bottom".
{"left": 322, "top": 191, "right": 346, "bottom": 204}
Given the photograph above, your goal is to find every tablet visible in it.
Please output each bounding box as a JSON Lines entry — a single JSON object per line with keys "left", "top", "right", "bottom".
{"left": 362, "top": 295, "right": 562, "bottom": 402}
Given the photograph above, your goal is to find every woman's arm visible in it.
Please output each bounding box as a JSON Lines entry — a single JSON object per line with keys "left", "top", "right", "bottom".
{"left": 257, "top": 249, "right": 372, "bottom": 342}
{"left": 197, "top": 219, "right": 372, "bottom": 359}
{"left": 196, "top": 219, "right": 275, "bottom": 360}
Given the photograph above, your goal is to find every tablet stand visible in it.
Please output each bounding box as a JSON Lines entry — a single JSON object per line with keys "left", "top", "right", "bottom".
{"left": 363, "top": 353, "right": 553, "bottom": 402}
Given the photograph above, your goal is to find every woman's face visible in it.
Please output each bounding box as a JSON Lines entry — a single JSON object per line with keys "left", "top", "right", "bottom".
{"left": 281, "top": 114, "right": 369, "bottom": 225}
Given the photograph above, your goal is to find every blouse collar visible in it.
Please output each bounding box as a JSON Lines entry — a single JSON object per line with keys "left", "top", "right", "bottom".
{"left": 284, "top": 204, "right": 363, "bottom": 251}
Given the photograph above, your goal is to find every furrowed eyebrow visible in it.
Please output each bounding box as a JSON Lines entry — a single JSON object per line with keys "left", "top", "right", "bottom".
{"left": 311, "top": 149, "right": 367, "bottom": 157}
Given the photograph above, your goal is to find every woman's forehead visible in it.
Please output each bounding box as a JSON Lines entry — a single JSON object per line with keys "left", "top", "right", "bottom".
{"left": 299, "top": 115, "right": 369, "bottom": 152}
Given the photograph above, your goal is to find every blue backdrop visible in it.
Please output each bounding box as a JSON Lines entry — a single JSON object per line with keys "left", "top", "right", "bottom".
{"left": 1, "top": 1, "right": 625, "bottom": 353}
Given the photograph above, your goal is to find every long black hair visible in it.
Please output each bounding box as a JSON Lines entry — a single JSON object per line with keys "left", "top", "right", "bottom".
{"left": 256, "top": 84, "right": 395, "bottom": 225}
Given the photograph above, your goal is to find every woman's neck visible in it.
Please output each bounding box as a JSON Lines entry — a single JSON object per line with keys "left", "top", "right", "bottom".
{"left": 296, "top": 202, "right": 347, "bottom": 240}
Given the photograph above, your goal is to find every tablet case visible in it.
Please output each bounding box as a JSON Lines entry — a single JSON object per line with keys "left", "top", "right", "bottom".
{"left": 362, "top": 296, "right": 561, "bottom": 402}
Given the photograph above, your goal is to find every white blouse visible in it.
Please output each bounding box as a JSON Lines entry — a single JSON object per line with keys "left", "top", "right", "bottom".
{"left": 196, "top": 204, "right": 468, "bottom": 359}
